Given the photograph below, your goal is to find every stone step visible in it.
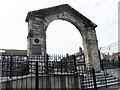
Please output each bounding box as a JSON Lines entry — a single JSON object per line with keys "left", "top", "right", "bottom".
{"left": 82, "top": 76, "right": 116, "bottom": 83}
{"left": 82, "top": 80, "right": 119, "bottom": 89}
{"left": 82, "top": 78, "right": 119, "bottom": 85}
{"left": 83, "top": 81, "right": 120, "bottom": 90}
{"left": 81, "top": 72, "right": 120, "bottom": 89}
{"left": 83, "top": 74, "right": 112, "bottom": 80}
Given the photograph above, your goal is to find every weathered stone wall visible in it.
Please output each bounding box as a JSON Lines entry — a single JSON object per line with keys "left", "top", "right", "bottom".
{"left": 1, "top": 75, "right": 81, "bottom": 89}
{"left": 27, "top": 17, "right": 46, "bottom": 56}
{"left": 81, "top": 27, "right": 100, "bottom": 70}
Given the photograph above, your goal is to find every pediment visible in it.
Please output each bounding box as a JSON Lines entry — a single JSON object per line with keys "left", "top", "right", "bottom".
{"left": 26, "top": 4, "right": 97, "bottom": 28}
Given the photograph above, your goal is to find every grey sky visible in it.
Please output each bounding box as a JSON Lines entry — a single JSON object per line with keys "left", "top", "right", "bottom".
{"left": 0, "top": 0, "right": 119, "bottom": 54}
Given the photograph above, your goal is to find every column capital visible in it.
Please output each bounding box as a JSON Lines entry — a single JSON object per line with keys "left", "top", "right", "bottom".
{"left": 26, "top": 11, "right": 45, "bottom": 22}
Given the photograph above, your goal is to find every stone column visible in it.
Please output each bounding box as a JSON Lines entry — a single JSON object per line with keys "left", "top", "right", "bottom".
{"left": 27, "top": 17, "right": 47, "bottom": 56}
{"left": 82, "top": 27, "right": 101, "bottom": 71}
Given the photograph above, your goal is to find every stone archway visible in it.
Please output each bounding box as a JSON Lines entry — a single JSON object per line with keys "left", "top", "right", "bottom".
{"left": 26, "top": 4, "right": 101, "bottom": 70}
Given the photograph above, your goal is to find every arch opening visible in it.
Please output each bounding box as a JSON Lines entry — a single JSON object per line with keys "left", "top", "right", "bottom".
{"left": 46, "top": 20, "right": 83, "bottom": 54}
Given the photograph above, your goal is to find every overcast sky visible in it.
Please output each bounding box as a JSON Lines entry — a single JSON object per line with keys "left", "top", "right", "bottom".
{"left": 0, "top": 0, "right": 119, "bottom": 54}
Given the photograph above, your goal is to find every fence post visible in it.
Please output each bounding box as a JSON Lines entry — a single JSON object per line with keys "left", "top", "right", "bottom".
{"left": 98, "top": 49, "right": 103, "bottom": 70}
{"left": 104, "top": 70, "right": 108, "bottom": 88}
{"left": 83, "top": 53, "right": 86, "bottom": 67}
{"left": 66, "top": 53, "right": 69, "bottom": 72}
{"left": 35, "top": 61, "right": 38, "bottom": 90}
{"left": 81, "top": 67, "right": 85, "bottom": 89}
{"left": 73, "top": 55, "right": 77, "bottom": 73}
{"left": 9, "top": 55, "right": 12, "bottom": 78}
{"left": 119, "top": 56, "right": 120, "bottom": 67}
{"left": 60, "top": 59, "right": 63, "bottom": 73}
{"left": 46, "top": 54, "right": 49, "bottom": 74}
{"left": 92, "top": 68, "right": 97, "bottom": 90}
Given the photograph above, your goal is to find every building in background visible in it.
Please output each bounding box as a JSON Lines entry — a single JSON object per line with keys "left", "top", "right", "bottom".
{"left": 0, "top": 49, "right": 27, "bottom": 56}
{"left": 0, "top": 49, "right": 28, "bottom": 77}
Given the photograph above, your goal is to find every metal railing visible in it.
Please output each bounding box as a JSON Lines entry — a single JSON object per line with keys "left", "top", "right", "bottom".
{"left": 0, "top": 54, "right": 98, "bottom": 90}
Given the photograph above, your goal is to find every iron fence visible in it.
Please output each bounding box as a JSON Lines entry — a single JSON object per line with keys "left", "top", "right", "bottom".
{"left": 0, "top": 54, "right": 99, "bottom": 90}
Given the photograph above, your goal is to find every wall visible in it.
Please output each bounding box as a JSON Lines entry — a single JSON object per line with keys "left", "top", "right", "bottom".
{"left": 1, "top": 75, "right": 81, "bottom": 89}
